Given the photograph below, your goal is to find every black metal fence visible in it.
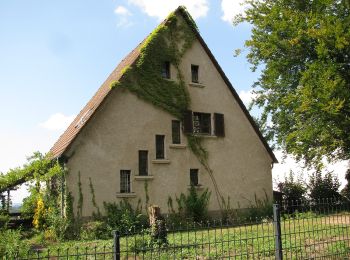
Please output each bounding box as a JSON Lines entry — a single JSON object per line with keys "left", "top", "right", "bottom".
{"left": 4, "top": 199, "right": 350, "bottom": 259}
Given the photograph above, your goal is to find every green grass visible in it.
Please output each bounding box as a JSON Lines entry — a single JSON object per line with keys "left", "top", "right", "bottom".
{"left": 17, "top": 213, "right": 350, "bottom": 259}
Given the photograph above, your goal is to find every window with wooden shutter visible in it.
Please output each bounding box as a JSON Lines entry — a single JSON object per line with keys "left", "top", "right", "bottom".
{"left": 183, "top": 110, "right": 193, "bottom": 134}
{"left": 120, "top": 170, "right": 131, "bottom": 193}
{"left": 155, "top": 135, "right": 165, "bottom": 159}
{"left": 193, "top": 112, "right": 211, "bottom": 134}
{"left": 190, "top": 169, "right": 199, "bottom": 186}
{"left": 172, "top": 120, "right": 181, "bottom": 144}
{"left": 214, "top": 113, "right": 225, "bottom": 137}
{"left": 139, "top": 150, "right": 148, "bottom": 176}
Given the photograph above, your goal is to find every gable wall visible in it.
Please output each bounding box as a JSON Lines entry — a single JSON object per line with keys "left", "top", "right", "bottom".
{"left": 64, "top": 26, "right": 273, "bottom": 217}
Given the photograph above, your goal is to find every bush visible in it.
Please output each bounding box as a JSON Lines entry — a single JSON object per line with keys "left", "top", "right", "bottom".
{"left": 278, "top": 171, "right": 307, "bottom": 203}
{"left": 80, "top": 221, "right": 109, "bottom": 240}
{"left": 103, "top": 199, "right": 148, "bottom": 234}
{"left": 0, "top": 214, "right": 9, "bottom": 229}
{"left": 0, "top": 229, "right": 30, "bottom": 258}
{"left": 244, "top": 193, "right": 273, "bottom": 220}
{"left": 175, "top": 185, "right": 211, "bottom": 222}
{"left": 309, "top": 171, "right": 341, "bottom": 202}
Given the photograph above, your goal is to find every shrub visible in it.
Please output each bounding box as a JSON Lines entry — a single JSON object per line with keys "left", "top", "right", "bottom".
{"left": 244, "top": 193, "right": 273, "bottom": 220}
{"left": 80, "top": 221, "right": 109, "bottom": 240}
{"left": 278, "top": 171, "right": 307, "bottom": 203}
{"left": 0, "top": 229, "right": 30, "bottom": 258}
{"left": 103, "top": 199, "right": 148, "bottom": 234}
{"left": 150, "top": 219, "right": 167, "bottom": 245}
{"left": 176, "top": 185, "right": 211, "bottom": 222}
{"left": 0, "top": 214, "right": 9, "bottom": 229}
{"left": 309, "top": 171, "right": 341, "bottom": 202}
{"left": 32, "top": 196, "right": 46, "bottom": 230}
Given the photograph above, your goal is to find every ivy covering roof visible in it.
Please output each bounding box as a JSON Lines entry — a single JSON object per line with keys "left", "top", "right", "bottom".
{"left": 49, "top": 6, "right": 277, "bottom": 163}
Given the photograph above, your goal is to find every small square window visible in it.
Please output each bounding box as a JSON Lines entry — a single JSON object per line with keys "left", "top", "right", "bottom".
{"left": 120, "top": 170, "right": 131, "bottom": 193}
{"left": 190, "top": 169, "right": 199, "bottom": 186}
{"left": 161, "top": 61, "right": 171, "bottom": 79}
{"left": 191, "top": 65, "right": 199, "bottom": 83}
{"left": 193, "top": 112, "right": 211, "bottom": 134}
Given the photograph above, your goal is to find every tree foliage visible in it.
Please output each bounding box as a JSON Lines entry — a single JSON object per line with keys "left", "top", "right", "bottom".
{"left": 236, "top": 0, "right": 350, "bottom": 168}
{"left": 278, "top": 171, "right": 307, "bottom": 202}
{"left": 309, "top": 171, "right": 341, "bottom": 201}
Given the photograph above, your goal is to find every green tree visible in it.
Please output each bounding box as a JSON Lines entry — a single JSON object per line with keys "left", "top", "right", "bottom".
{"left": 236, "top": 0, "right": 350, "bottom": 169}
{"left": 308, "top": 171, "right": 341, "bottom": 201}
{"left": 278, "top": 171, "right": 307, "bottom": 203}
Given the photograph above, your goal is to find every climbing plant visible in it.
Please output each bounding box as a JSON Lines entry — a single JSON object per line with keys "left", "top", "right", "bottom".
{"left": 110, "top": 8, "right": 196, "bottom": 119}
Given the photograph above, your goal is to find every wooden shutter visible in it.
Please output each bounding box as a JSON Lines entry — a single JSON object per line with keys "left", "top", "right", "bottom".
{"left": 183, "top": 110, "right": 193, "bottom": 134}
{"left": 214, "top": 113, "right": 225, "bottom": 137}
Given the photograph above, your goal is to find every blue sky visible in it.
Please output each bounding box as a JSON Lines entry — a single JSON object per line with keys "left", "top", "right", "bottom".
{"left": 1, "top": 0, "right": 347, "bottom": 203}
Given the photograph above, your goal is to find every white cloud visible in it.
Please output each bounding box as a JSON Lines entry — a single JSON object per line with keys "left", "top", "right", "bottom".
{"left": 39, "top": 113, "right": 75, "bottom": 131}
{"left": 239, "top": 89, "right": 257, "bottom": 105}
{"left": 114, "top": 5, "right": 133, "bottom": 28}
{"left": 221, "top": 0, "right": 248, "bottom": 24}
{"left": 128, "top": 0, "right": 209, "bottom": 20}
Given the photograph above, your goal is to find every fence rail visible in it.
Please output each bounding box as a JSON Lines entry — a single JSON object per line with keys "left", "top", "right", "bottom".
{"left": 3, "top": 198, "right": 350, "bottom": 259}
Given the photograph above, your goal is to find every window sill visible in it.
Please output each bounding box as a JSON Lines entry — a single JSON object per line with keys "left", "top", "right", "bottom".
{"left": 116, "top": 193, "right": 136, "bottom": 198}
{"left": 169, "top": 144, "right": 187, "bottom": 149}
{"left": 189, "top": 82, "right": 205, "bottom": 88}
{"left": 187, "top": 185, "right": 204, "bottom": 190}
{"left": 134, "top": 175, "right": 154, "bottom": 181}
{"left": 192, "top": 134, "right": 217, "bottom": 138}
{"left": 152, "top": 159, "right": 171, "bottom": 164}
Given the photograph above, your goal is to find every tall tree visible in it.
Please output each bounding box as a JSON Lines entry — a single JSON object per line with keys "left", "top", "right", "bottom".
{"left": 236, "top": 0, "right": 350, "bottom": 169}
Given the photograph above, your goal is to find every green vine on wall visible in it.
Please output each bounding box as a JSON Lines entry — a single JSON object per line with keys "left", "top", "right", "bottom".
{"left": 110, "top": 8, "right": 195, "bottom": 119}
{"left": 89, "top": 177, "right": 101, "bottom": 218}
{"left": 77, "top": 172, "right": 83, "bottom": 219}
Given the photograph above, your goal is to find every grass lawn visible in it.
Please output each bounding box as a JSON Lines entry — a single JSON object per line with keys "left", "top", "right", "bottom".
{"left": 20, "top": 213, "right": 350, "bottom": 259}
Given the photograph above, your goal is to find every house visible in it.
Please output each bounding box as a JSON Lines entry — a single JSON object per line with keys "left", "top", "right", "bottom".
{"left": 50, "top": 6, "right": 277, "bottom": 217}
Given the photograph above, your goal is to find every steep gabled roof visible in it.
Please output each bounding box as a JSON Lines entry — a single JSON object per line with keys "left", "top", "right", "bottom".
{"left": 50, "top": 6, "right": 277, "bottom": 163}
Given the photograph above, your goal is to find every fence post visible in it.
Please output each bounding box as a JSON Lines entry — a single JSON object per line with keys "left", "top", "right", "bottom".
{"left": 113, "top": 230, "right": 120, "bottom": 260}
{"left": 273, "top": 204, "right": 283, "bottom": 260}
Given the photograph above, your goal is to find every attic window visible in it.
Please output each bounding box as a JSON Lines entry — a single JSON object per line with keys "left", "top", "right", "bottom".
{"left": 191, "top": 65, "right": 199, "bottom": 83}
{"left": 161, "top": 61, "right": 171, "bottom": 79}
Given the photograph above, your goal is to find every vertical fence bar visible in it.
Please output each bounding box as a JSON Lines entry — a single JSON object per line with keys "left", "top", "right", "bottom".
{"left": 113, "top": 230, "right": 120, "bottom": 260}
{"left": 273, "top": 204, "right": 283, "bottom": 260}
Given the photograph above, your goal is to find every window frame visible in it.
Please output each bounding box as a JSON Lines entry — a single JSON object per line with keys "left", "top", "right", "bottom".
{"left": 171, "top": 120, "right": 181, "bottom": 144}
{"left": 190, "top": 169, "right": 199, "bottom": 186}
{"left": 155, "top": 135, "right": 165, "bottom": 159}
{"left": 193, "top": 112, "right": 211, "bottom": 135}
{"left": 138, "top": 150, "right": 148, "bottom": 176}
{"left": 191, "top": 64, "right": 199, "bottom": 83}
{"left": 120, "top": 170, "right": 131, "bottom": 193}
{"left": 161, "top": 61, "right": 171, "bottom": 79}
